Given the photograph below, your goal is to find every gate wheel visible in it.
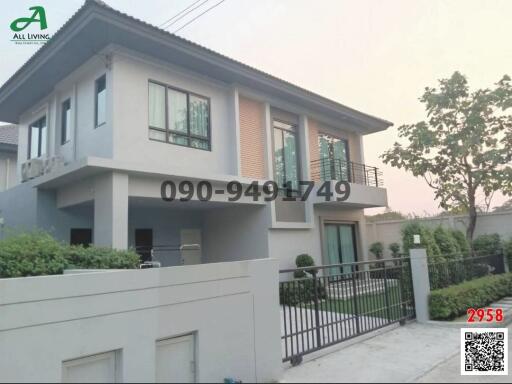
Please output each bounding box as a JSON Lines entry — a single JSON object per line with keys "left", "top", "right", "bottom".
{"left": 290, "top": 355, "right": 303, "bottom": 366}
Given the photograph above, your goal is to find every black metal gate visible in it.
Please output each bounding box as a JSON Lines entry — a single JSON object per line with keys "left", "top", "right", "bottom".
{"left": 279, "top": 258, "right": 415, "bottom": 365}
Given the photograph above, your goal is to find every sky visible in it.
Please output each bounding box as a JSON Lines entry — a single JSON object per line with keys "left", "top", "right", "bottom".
{"left": 1, "top": 0, "right": 511, "bottom": 215}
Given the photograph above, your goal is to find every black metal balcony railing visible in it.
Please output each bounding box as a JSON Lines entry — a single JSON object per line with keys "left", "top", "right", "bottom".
{"left": 310, "top": 158, "right": 384, "bottom": 187}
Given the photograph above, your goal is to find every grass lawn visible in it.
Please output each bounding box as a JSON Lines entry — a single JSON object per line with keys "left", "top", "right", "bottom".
{"left": 303, "top": 286, "right": 406, "bottom": 321}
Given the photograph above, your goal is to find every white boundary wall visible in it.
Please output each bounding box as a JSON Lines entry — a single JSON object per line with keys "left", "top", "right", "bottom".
{"left": 0, "top": 259, "right": 282, "bottom": 383}
{"left": 366, "top": 210, "right": 512, "bottom": 258}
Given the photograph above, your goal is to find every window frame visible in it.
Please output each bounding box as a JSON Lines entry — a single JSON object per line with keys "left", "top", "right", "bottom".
{"left": 272, "top": 118, "right": 301, "bottom": 192}
{"left": 61, "top": 98, "right": 71, "bottom": 145}
{"left": 94, "top": 74, "right": 107, "bottom": 128}
{"left": 27, "top": 115, "right": 47, "bottom": 160}
{"left": 148, "top": 80, "right": 211, "bottom": 151}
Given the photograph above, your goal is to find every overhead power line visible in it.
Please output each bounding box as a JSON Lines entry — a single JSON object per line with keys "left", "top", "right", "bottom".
{"left": 172, "top": 0, "right": 228, "bottom": 34}
{"left": 159, "top": 0, "right": 212, "bottom": 30}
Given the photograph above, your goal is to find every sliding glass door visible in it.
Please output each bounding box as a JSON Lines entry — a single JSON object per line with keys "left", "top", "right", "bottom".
{"left": 318, "top": 134, "right": 349, "bottom": 182}
{"left": 324, "top": 223, "right": 357, "bottom": 276}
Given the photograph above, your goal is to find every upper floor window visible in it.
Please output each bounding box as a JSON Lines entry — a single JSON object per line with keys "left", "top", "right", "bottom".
{"left": 95, "top": 74, "right": 106, "bottom": 127}
{"left": 273, "top": 120, "right": 299, "bottom": 191}
{"left": 148, "top": 81, "right": 210, "bottom": 151}
{"left": 61, "top": 98, "right": 71, "bottom": 144}
{"left": 318, "top": 133, "right": 349, "bottom": 181}
{"left": 28, "top": 116, "right": 47, "bottom": 159}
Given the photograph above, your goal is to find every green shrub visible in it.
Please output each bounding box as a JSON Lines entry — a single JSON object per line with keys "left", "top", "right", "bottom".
{"left": 450, "top": 229, "right": 470, "bottom": 256}
{"left": 369, "top": 242, "right": 384, "bottom": 259}
{"left": 433, "top": 226, "right": 460, "bottom": 258}
{"left": 0, "top": 231, "right": 140, "bottom": 278}
{"left": 389, "top": 242, "right": 401, "bottom": 258}
{"left": 0, "top": 231, "right": 68, "bottom": 278}
{"left": 65, "top": 246, "right": 140, "bottom": 270}
{"left": 279, "top": 278, "right": 327, "bottom": 306}
{"left": 293, "top": 253, "right": 316, "bottom": 278}
{"left": 402, "top": 222, "right": 442, "bottom": 261}
{"left": 429, "top": 273, "right": 512, "bottom": 320}
{"left": 473, "top": 234, "right": 502, "bottom": 256}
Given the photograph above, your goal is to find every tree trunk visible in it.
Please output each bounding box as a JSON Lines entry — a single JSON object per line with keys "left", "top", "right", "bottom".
{"left": 467, "top": 199, "right": 477, "bottom": 250}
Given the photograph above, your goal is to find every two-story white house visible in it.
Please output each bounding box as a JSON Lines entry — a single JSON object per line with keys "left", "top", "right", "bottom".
{"left": 0, "top": 0, "right": 391, "bottom": 270}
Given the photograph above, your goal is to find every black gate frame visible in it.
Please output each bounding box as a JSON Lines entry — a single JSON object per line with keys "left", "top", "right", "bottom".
{"left": 279, "top": 258, "right": 415, "bottom": 365}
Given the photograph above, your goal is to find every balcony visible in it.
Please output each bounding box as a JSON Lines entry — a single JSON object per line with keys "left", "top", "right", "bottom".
{"left": 310, "top": 158, "right": 384, "bottom": 187}
{"left": 309, "top": 158, "right": 387, "bottom": 208}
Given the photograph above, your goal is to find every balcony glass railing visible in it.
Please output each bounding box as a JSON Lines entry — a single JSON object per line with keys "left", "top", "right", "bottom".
{"left": 310, "top": 158, "right": 384, "bottom": 187}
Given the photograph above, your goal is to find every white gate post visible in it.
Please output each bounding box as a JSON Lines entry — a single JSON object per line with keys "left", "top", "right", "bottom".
{"left": 410, "top": 248, "right": 430, "bottom": 323}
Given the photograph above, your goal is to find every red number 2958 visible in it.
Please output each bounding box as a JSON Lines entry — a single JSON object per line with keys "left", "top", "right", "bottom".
{"left": 467, "top": 308, "right": 504, "bottom": 323}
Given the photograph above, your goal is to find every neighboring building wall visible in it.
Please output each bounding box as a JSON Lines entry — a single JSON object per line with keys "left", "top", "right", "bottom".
{"left": 366, "top": 210, "right": 512, "bottom": 258}
{"left": 239, "top": 96, "right": 266, "bottom": 179}
{"left": 0, "top": 151, "right": 16, "bottom": 191}
{"left": 0, "top": 259, "right": 282, "bottom": 383}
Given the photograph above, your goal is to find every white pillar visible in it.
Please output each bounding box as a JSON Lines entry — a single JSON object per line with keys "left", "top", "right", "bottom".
{"left": 410, "top": 248, "right": 430, "bottom": 323}
{"left": 94, "top": 172, "right": 128, "bottom": 249}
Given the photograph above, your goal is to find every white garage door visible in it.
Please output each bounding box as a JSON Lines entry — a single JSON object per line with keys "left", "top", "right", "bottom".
{"left": 156, "top": 334, "right": 196, "bottom": 383}
{"left": 62, "top": 350, "right": 119, "bottom": 383}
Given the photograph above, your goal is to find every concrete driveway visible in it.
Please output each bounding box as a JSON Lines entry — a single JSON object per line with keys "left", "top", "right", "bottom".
{"left": 281, "top": 322, "right": 511, "bottom": 383}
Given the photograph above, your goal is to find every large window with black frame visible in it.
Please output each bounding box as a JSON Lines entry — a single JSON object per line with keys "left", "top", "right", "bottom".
{"left": 148, "top": 81, "right": 210, "bottom": 150}
{"left": 28, "top": 115, "right": 47, "bottom": 159}
{"left": 273, "top": 119, "right": 299, "bottom": 193}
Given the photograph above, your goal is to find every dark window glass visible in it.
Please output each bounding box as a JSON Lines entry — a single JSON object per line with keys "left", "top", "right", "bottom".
{"left": 148, "top": 82, "right": 210, "bottom": 150}
{"left": 95, "top": 75, "right": 106, "bottom": 127}
{"left": 273, "top": 120, "right": 299, "bottom": 191}
{"left": 61, "top": 99, "right": 71, "bottom": 144}
{"left": 28, "top": 116, "right": 47, "bottom": 159}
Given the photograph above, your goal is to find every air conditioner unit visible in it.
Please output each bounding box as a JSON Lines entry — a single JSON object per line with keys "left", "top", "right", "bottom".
{"left": 43, "top": 156, "right": 65, "bottom": 175}
{"left": 21, "top": 159, "right": 44, "bottom": 182}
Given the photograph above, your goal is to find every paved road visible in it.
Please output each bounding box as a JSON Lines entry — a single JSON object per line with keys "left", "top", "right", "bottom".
{"left": 281, "top": 322, "right": 511, "bottom": 383}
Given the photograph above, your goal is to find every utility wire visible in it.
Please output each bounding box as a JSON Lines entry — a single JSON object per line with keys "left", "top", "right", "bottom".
{"left": 172, "top": 0, "right": 228, "bottom": 34}
{"left": 159, "top": 0, "right": 212, "bottom": 30}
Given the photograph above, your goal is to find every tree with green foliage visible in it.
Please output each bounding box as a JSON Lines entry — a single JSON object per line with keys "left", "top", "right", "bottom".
{"left": 472, "top": 234, "right": 502, "bottom": 256}
{"left": 449, "top": 229, "right": 470, "bottom": 256}
{"left": 401, "top": 222, "right": 443, "bottom": 261}
{"left": 365, "top": 209, "right": 406, "bottom": 222}
{"left": 382, "top": 72, "right": 512, "bottom": 243}
{"left": 493, "top": 199, "right": 512, "bottom": 213}
{"left": 433, "top": 226, "right": 460, "bottom": 258}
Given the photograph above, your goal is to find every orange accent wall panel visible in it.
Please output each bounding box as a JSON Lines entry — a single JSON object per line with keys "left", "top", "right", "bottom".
{"left": 308, "top": 119, "right": 320, "bottom": 182}
{"left": 239, "top": 96, "right": 266, "bottom": 179}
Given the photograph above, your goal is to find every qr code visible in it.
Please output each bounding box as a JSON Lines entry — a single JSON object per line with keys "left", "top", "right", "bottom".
{"left": 461, "top": 328, "right": 508, "bottom": 375}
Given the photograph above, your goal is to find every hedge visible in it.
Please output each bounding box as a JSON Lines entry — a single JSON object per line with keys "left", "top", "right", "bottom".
{"left": 429, "top": 273, "right": 512, "bottom": 320}
{"left": 0, "top": 231, "right": 141, "bottom": 278}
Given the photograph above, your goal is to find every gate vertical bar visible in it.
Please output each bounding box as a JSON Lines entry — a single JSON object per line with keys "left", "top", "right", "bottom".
{"left": 351, "top": 265, "right": 361, "bottom": 334}
{"left": 312, "top": 269, "right": 322, "bottom": 348}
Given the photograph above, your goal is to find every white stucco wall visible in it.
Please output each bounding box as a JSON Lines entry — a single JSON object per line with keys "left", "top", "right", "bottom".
{"left": 15, "top": 55, "right": 114, "bottom": 182}
{"left": 111, "top": 50, "right": 238, "bottom": 177}
{"left": 269, "top": 206, "right": 367, "bottom": 271}
{"left": 0, "top": 259, "right": 282, "bottom": 383}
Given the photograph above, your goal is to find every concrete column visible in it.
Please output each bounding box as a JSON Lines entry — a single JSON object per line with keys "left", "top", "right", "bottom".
{"left": 230, "top": 86, "right": 242, "bottom": 176}
{"left": 410, "top": 248, "right": 430, "bottom": 323}
{"left": 94, "top": 172, "right": 128, "bottom": 249}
